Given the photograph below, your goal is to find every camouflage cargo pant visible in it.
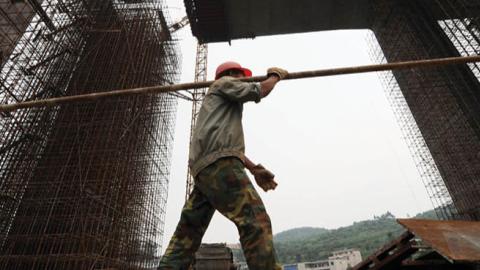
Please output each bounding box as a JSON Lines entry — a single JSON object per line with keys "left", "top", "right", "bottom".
{"left": 158, "top": 157, "right": 281, "bottom": 270}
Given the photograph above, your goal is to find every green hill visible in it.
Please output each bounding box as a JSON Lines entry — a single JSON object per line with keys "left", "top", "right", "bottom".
{"left": 275, "top": 227, "right": 329, "bottom": 243}
{"left": 273, "top": 210, "right": 437, "bottom": 264}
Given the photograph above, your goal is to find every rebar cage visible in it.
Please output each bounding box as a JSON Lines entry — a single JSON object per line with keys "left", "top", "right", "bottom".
{"left": 0, "top": 0, "right": 180, "bottom": 269}
{"left": 369, "top": 0, "right": 480, "bottom": 221}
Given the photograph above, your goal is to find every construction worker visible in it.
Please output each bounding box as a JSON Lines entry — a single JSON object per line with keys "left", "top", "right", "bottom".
{"left": 158, "top": 61, "right": 288, "bottom": 270}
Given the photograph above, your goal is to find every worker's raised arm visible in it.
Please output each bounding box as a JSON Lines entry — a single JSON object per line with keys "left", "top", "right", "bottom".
{"left": 244, "top": 155, "right": 278, "bottom": 192}
{"left": 215, "top": 78, "right": 263, "bottom": 103}
{"left": 259, "top": 67, "right": 288, "bottom": 98}
{"left": 213, "top": 66, "right": 288, "bottom": 103}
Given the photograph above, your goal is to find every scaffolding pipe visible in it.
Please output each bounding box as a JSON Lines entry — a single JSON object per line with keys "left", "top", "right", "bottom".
{"left": 1, "top": 55, "right": 480, "bottom": 113}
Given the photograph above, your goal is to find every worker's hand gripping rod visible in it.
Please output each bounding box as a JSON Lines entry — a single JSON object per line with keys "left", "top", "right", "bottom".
{"left": 1, "top": 55, "right": 480, "bottom": 113}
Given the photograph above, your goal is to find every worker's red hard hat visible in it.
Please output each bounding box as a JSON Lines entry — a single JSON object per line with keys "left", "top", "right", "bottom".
{"left": 215, "top": 61, "right": 252, "bottom": 79}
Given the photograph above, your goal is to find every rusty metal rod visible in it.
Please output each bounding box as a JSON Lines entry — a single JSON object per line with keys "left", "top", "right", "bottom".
{"left": 1, "top": 55, "right": 480, "bottom": 113}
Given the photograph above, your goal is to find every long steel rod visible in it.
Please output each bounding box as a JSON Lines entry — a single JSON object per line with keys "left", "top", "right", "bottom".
{"left": 1, "top": 55, "right": 480, "bottom": 113}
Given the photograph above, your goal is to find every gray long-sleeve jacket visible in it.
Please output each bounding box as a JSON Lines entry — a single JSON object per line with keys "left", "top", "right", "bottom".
{"left": 188, "top": 76, "right": 262, "bottom": 177}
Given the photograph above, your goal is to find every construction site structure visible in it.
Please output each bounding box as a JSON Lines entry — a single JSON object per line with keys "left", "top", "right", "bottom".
{"left": 182, "top": 0, "right": 480, "bottom": 221}
{"left": 0, "top": 1, "right": 35, "bottom": 67}
{"left": 369, "top": 0, "right": 480, "bottom": 220}
{"left": 185, "top": 42, "right": 208, "bottom": 200}
{"left": 0, "top": 0, "right": 180, "bottom": 269}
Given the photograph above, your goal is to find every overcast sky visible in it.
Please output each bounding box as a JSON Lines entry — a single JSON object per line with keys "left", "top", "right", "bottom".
{"left": 162, "top": 1, "right": 434, "bottom": 249}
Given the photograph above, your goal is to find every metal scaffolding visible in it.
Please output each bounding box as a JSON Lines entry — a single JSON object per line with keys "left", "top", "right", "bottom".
{"left": 0, "top": 0, "right": 180, "bottom": 269}
{"left": 369, "top": 0, "right": 480, "bottom": 221}
{"left": 185, "top": 42, "right": 208, "bottom": 200}
{"left": 0, "top": 0, "right": 36, "bottom": 67}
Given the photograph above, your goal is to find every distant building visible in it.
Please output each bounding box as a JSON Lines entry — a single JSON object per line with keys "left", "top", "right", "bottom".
{"left": 283, "top": 249, "right": 362, "bottom": 270}
{"left": 235, "top": 262, "right": 249, "bottom": 270}
{"left": 329, "top": 249, "right": 362, "bottom": 268}
{"left": 226, "top": 244, "right": 248, "bottom": 270}
{"left": 226, "top": 243, "right": 242, "bottom": 250}
{"left": 283, "top": 259, "right": 347, "bottom": 270}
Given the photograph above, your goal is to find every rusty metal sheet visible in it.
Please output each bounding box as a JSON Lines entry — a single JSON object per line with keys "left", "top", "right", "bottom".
{"left": 398, "top": 219, "right": 480, "bottom": 263}
{"left": 351, "top": 231, "right": 417, "bottom": 270}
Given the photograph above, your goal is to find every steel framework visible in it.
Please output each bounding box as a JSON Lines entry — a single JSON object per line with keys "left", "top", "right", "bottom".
{"left": 185, "top": 42, "right": 208, "bottom": 200}
{"left": 0, "top": 0, "right": 180, "bottom": 269}
{"left": 369, "top": 0, "right": 480, "bottom": 220}
{"left": 0, "top": 0, "right": 35, "bottom": 67}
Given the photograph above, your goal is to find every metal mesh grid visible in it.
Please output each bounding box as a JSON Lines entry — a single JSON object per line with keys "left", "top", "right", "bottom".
{"left": 185, "top": 42, "right": 208, "bottom": 200}
{"left": 369, "top": 0, "right": 480, "bottom": 221}
{"left": 0, "top": 0, "right": 180, "bottom": 269}
{"left": 0, "top": 0, "right": 37, "bottom": 67}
